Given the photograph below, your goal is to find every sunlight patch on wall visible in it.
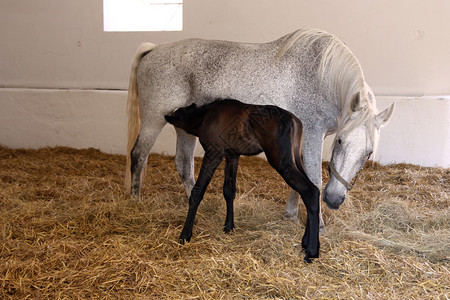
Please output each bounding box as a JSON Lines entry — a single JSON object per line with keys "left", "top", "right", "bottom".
{"left": 103, "top": 0, "right": 182, "bottom": 32}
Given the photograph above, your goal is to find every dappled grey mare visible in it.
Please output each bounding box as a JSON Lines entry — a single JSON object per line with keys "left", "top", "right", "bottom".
{"left": 125, "top": 29, "right": 395, "bottom": 229}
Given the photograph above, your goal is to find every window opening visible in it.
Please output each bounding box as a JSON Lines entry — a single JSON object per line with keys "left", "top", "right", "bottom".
{"left": 103, "top": 0, "right": 183, "bottom": 32}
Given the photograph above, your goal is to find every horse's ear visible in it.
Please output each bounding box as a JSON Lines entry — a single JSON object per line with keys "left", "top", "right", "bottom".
{"left": 350, "top": 92, "right": 361, "bottom": 112}
{"left": 375, "top": 102, "right": 395, "bottom": 128}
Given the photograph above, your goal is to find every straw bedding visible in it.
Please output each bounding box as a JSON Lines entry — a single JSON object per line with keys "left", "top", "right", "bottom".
{"left": 0, "top": 146, "right": 448, "bottom": 299}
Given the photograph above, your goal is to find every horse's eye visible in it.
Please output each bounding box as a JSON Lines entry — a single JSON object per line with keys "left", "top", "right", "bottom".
{"left": 337, "top": 138, "right": 342, "bottom": 145}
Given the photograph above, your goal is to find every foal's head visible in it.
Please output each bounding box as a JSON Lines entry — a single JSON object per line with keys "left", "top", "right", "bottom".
{"left": 165, "top": 103, "right": 202, "bottom": 136}
{"left": 323, "top": 92, "right": 395, "bottom": 210}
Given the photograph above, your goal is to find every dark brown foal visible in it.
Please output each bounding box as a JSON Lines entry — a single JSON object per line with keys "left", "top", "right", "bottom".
{"left": 165, "top": 99, "right": 320, "bottom": 262}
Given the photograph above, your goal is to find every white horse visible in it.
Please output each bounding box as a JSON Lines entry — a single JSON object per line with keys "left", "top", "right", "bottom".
{"left": 125, "top": 29, "right": 394, "bottom": 230}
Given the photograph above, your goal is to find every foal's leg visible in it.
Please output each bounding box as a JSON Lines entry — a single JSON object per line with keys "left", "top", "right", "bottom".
{"left": 223, "top": 155, "right": 239, "bottom": 233}
{"left": 179, "top": 150, "right": 224, "bottom": 244}
{"left": 266, "top": 135, "right": 320, "bottom": 262}
{"left": 276, "top": 165, "right": 320, "bottom": 262}
{"left": 286, "top": 191, "right": 324, "bottom": 233}
{"left": 285, "top": 132, "right": 326, "bottom": 232}
{"left": 174, "top": 128, "right": 197, "bottom": 197}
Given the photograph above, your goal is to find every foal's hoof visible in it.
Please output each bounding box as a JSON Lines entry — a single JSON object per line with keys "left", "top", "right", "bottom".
{"left": 223, "top": 228, "right": 234, "bottom": 234}
{"left": 178, "top": 237, "right": 191, "bottom": 245}
{"left": 303, "top": 256, "right": 313, "bottom": 264}
{"left": 303, "top": 253, "right": 318, "bottom": 263}
{"left": 303, "top": 248, "right": 319, "bottom": 264}
{"left": 301, "top": 243, "right": 307, "bottom": 252}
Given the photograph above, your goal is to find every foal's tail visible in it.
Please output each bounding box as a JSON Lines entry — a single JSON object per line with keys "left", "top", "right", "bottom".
{"left": 125, "top": 43, "right": 157, "bottom": 191}
{"left": 278, "top": 112, "right": 310, "bottom": 182}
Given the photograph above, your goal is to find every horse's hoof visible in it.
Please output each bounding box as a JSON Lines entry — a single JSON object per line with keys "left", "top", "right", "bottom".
{"left": 319, "top": 225, "right": 326, "bottom": 235}
{"left": 130, "top": 192, "right": 140, "bottom": 201}
{"left": 284, "top": 213, "right": 300, "bottom": 224}
{"left": 130, "top": 186, "right": 141, "bottom": 200}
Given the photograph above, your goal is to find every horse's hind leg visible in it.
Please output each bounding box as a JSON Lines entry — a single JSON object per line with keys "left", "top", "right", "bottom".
{"left": 130, "top": 120, "right": 165, "bottom": 199}
{"left": 174, "top": 128, "right": 197, "bottom": 197}
{"left": 285, "top": 190, "right": 300, "bottom": 222}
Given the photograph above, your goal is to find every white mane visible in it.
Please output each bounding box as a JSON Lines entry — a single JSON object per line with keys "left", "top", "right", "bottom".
{"left": 277, "top": 29, "right": 378, "bottom": 146}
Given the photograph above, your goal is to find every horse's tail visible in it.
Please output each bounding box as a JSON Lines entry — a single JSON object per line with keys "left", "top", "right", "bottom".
{"left": 125, "top": 42, "right": 157, "bottom": 191}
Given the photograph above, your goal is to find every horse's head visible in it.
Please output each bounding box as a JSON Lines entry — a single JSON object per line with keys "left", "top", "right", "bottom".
{"left": 323, "top": 92, "right": 395, "bottom": 210}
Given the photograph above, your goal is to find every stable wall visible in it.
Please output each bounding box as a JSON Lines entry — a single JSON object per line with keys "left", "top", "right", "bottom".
{"left": 1, "top": 0, "right": 449, "bottom": 167}
{"left": 2, "top": 88, "right": 448, "bottom": 167}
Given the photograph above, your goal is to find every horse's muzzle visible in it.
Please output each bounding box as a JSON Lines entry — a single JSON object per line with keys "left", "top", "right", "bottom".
{"left": 323, "top": 189, "right": 345, "bottom": 210}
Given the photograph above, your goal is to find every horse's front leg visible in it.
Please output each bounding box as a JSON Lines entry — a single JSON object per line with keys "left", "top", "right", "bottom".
{"left": 179, "top": 150, "right": 223, "bottom": 244}
{"left": 174, "top": 128, "right": 197, "bottom": 197}
{"left": 223, "top": 154, "right": 239, "bottom": 233}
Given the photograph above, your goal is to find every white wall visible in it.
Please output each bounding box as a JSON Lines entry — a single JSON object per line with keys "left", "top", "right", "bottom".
{"left": 375, "top": 96, "right": 450, "bottom": 167}
{"left": 1, "top": 1, "right": 449, "bottom": 167}
{"left": 2, "top": 0, "right": 450, "bottom": 95}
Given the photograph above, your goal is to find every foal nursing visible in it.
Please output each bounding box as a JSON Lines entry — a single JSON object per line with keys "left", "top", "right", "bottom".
{"left": 165, "top": 99, "right": 320, "bottom": 262}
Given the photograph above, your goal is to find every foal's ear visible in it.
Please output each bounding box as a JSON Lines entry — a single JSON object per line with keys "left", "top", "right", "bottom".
{"left": 350, "top": 92, "right": 361, "bottom": 112}
{"left": 375, "top": 102, "right": 395, "bottom": 128}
